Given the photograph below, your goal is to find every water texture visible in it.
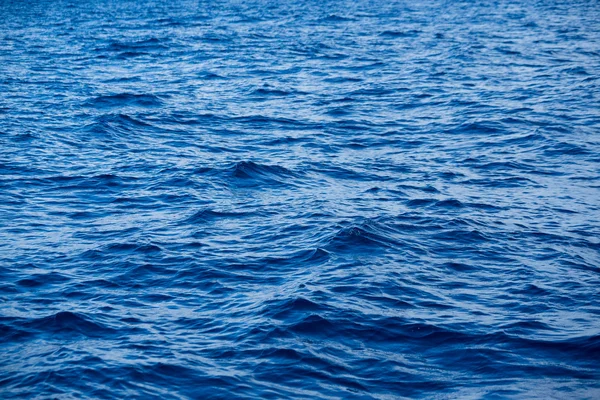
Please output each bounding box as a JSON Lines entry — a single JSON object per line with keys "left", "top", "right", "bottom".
{"left": 1, "top": 0, "right": 600, "bottom": 398}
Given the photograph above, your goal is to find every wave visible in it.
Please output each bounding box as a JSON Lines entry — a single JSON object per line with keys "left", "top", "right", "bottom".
{"left": 82, "top": 113, "right": 154, "bottom": 141}
{"left": 97, "top": 37, "right": 170, "bottom": 53}
{"left": 183, "top": 208, "right": 252, "bottom": 224}
{"left": 379, "top": 29, "right": 421, "bottom": 38}
{"left": 3, "top": 312, "right": 118, "bottom": 339}
{"left": 250, "top": 87, "right": 295, "bottom": 97}
{"left": 85, "top": 93, "right": 164, "bottom": 109}
{"left": 324, "top": 218, "right": 407, "bottom": 252}
{"left": 317, "top": 14, "right": 356, "bottom": 23}
{"left": 227, "top": 160, "right": 301, "bottom": 187}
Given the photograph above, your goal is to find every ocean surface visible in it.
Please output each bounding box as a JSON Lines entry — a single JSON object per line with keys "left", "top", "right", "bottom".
{"left": 1, "top": 0, "right": 600, "bottom": 398}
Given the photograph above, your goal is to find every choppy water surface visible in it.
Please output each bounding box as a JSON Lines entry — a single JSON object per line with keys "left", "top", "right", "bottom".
{"left": 1, "top": 0, "right": 600, "bottom": 398}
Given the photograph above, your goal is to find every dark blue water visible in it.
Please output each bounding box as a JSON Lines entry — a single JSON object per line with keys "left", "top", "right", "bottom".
{"left": 1, "top": 0, "right": 600, "bottom": 398}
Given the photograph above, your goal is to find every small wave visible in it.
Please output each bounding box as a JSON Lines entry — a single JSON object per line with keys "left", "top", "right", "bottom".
{"left": 84, "top": 113, "right": 153, "bottom": 139}
{"left": 21, "top": 311, "right": 117, "bottom": 338}
{"left": 350, "top": 87, "right": 395, "bottom": 96}
{"left": 379, "top": 29, "right": 421, "bottom": 38}
{"left": 325, "top": 219, "right": 405, "bottom": 252}
{"left": 250, "top": 87, "right": 294, "bottom": 97}
{"left": 201, "top": 32, "right": 236, "bottom": 43}
{"left": 266, "top": 297, "right": 326, "bottom": 321}
{"left": 16, "top": 272, "right": 70, "bottom": 288}
{"left": 434, "top": 199, "right": 464, "bottom": 208}
{"left": 289, "top": 314, "right": 338, "bottom": 336}
{"left": 184, "top": 208, "right": 251, "bottom": 224}
{"left": 461, "top": 176, "right": 537, "bottom": 188}
{"left": 105, "top": 242, "right": 162, "bottom": 254}
{"left": 99, "top": 37, "right": 170, "bottom": 52}
{"left": 94, "top": 113, "right": 150, "bottom": 127}
{"left": 229, "top": 161, "right": 300, "bottom": 186}
{"left": 447, "top": 121, "right": 504, "bottom": 135}
{"left": 318, "top": 14, "right": 356, "bottom": 22}
{"left": 543, "top": 141, "right": 591, "bottom": 156}
{"left": 86, "top": 93, "right": 164, "bottom": 108}
{"left": 32, "top": 173, "right": 130, "bottom": 191}
{"left": 323, "top": 76, "right": 363, "bottom": 83}
{"left": 231, "top": 115, "right": 321, "bottom": 130}
{"left": 198, "top": 71, "right": 225, "bottom": 80}
{"left": 81, "top": 242, "right": 162, "bottom": 260}
{"left": 114, "top": 51, "right": 148, "bottom": 58}
{"left": 562, "top": 66, "right": 589, "bottom": 76}
{"left": 432, "top": 229, "right": 489, "bottom": 244}
{"left": 154, "top": 17, "right": 188, "bottom": 27}
{"left": 253, "top": 248, "right": 331, "bottom": 270}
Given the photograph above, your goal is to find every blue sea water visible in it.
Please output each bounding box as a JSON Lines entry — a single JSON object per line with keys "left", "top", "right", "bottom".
{"left": 1, "top": 0, "right": 600, "bottom": 398}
